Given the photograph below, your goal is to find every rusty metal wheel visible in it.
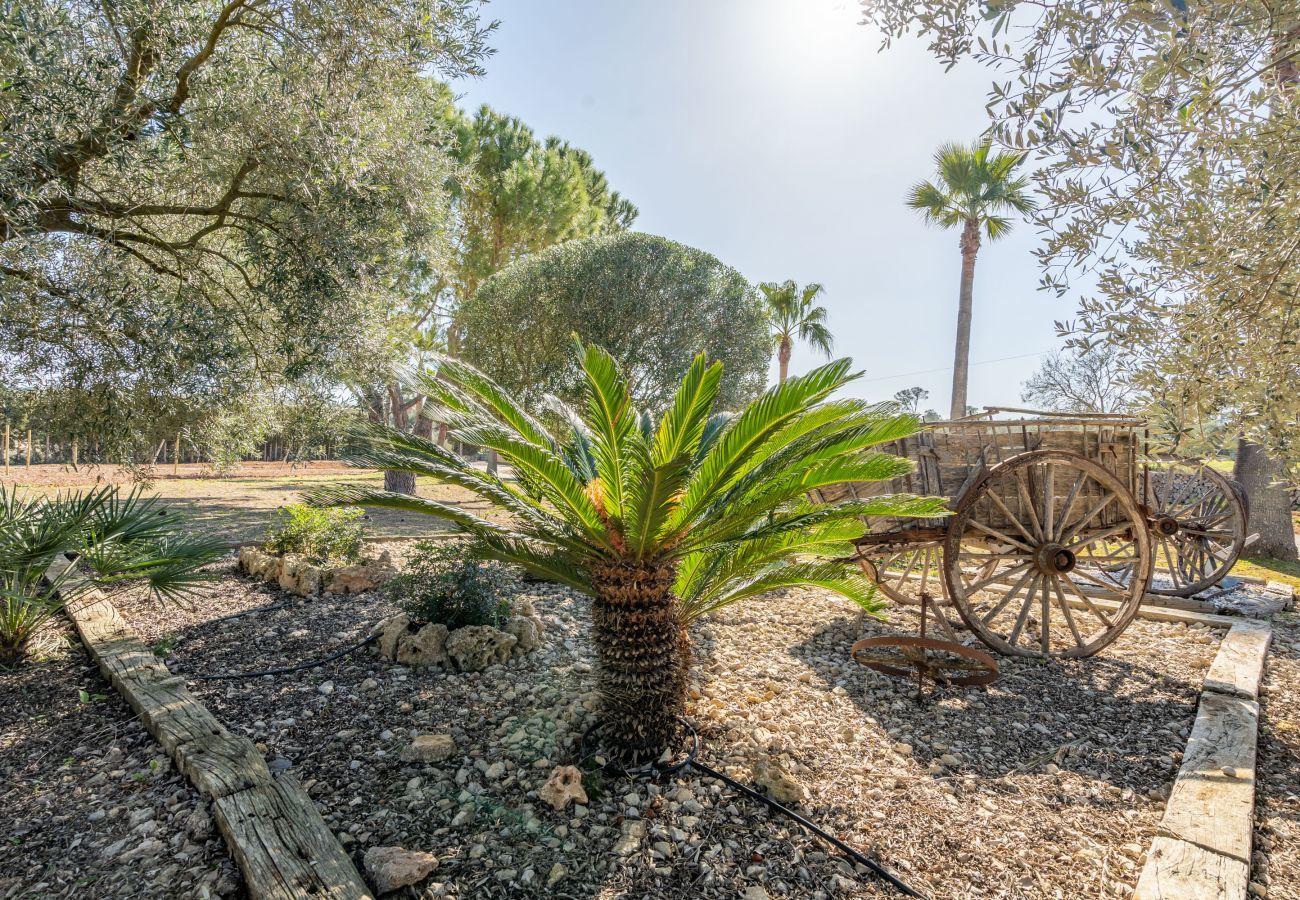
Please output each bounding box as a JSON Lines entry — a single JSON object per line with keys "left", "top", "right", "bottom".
{"left": 1140, "top": 457, "right": 1248, "bottom": 596}
{"left": 943, "top": 450, "right": 1153, "bottom": 658}
{"left": 851, "top": 635, "right": 999, "bottom": 686}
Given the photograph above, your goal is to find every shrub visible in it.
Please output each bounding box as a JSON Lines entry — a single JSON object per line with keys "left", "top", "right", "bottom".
{"left": 264, "top": 505, "right": 365, "bottom": 565}
{"left": 384, "top": 541, "right": 513, "bottom": 630}
{"left": 0, "top": 486, "right": 221, "bottom": 667}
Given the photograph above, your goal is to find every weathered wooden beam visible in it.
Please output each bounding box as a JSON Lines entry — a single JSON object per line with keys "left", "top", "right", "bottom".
{"left": 1134, "top": 691, "right": 1259, "bottom": 900}
{"left": 50, "top": 556, "right": 373, "bottom": 899}
{"left": 1203, "top": 621, "right": 1272, "bottom": 700}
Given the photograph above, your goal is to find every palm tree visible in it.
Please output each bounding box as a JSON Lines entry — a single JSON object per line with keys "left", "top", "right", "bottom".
{"left": 0, "top": 486, "right": 222, "bottom": 666}
{"left": 759, "top": 280, "right": 834, "bottom": 384}
{"left": 908, "top": 142, "right": 1035, "bottom": 419}
{"left": 309, "top": 341, "right": 943, "bottom": 762}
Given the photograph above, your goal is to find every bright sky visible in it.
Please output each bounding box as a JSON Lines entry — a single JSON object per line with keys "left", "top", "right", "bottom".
{"left": 454, "top": 0, "right": 1071, "bottom": 412}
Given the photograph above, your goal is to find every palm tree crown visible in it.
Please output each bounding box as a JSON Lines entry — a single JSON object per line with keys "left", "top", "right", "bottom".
{"left": 908, "top": 141, "right": 1035, "bottom": 418}
{"left": 759, "top": 280, "right": 834, "bottom": 384}
{"left": 310, "top": 340, "right": 943, "bottom": 760}
{"left": 907, "top": 141, "right": 1035, "bottom": 241}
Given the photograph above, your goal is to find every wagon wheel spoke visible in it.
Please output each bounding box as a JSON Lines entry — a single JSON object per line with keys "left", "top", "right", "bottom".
{"left": 1050, "top": 575, "right": 1086, "bottom": 648}
{"left": 944, "top": 450, "right": 1150, "bottom": 659}
{"left": 1141, "top": 458, "right": 1247, "bottom": 596}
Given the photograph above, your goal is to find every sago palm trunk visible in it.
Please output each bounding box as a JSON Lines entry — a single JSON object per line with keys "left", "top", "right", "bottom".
{"left": 949, "top": 218, "right": 981, "bottom": 419}
{"left": 589, "top": 560, "right": 689, "bottom": 761}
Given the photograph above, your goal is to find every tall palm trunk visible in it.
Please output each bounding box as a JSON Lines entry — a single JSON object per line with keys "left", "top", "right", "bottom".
{"left": 589, "top": 560, "right": 689, "bottom": 761}
{"left": 1235, "top": 438, "right": 1298, "bottom": 560}
{"left": 777, "top": 336, "right": 792, "bottom": 384}
{"left": 949, "top": 217, "right": 981, "bottom": 419}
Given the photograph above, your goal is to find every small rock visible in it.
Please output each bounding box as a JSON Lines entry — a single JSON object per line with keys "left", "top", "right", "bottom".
{"left": 401, "top": 734, "right": 456, "bottom": 765}
{"left": 744, "top": 887, "right": 771, "bottom": 900}
{"left": 364, "top": 846, "right": 438, "bottom": 894}
{"left": 396, "top": 623, "right": 450, "bottom": 668}
{"left": 547, "top": 863, "right": 567, "bottom": 887}
{"left": 317, "top": 681, "right": 334, "bottom": 696}
{"left": 446, "top": 626, "right": 517, "bottom": 672}
{"left": 613, "top": 819, "right": 645, "bottom": 855}
{"left": 752, "top": 757, "right": 809, "bottom": 805}
{"left": 538, "top": 766, "right": 588, "bottom": 810}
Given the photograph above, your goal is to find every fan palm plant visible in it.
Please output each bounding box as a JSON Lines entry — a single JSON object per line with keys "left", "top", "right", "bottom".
{"left": 908, "top": 141, "right": 1036, "bottom": 418}
{"left": 759, "top": 280, "right": 834, "bottom": 384}
{"left": 308, "top": 340, "right": 944, "bottom": 761}
{"left": 0, "top": 486, "right": 223, "bottom": 667}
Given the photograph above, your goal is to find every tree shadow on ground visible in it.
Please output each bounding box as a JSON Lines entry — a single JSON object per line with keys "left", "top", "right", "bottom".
{"left": 788, "top": 610, "right": 1205, "bottom": 795}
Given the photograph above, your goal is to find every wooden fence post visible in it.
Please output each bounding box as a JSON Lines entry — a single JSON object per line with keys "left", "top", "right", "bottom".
{"left": 173, "top": 432, "right": 181, "bottom": 476}
{"left": 25, "top": 429, "right": 32, "bottom": 468}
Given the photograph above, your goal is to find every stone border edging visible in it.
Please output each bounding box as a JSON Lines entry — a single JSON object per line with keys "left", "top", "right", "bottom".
{"left": 1133, "top": 619, "right": 1273, "bottom": 900}
{"left": 48, "top": 555, "right": 374, "bottom": 900}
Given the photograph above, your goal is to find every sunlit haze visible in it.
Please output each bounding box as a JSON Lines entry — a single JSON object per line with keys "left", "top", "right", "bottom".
{"left": 454, "top": 0, "right": 1068, "bottom": 412}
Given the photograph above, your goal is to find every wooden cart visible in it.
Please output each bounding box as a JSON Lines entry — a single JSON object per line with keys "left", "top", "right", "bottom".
{"left": 815, "top": 408, "right": 1248, "bottom": 659}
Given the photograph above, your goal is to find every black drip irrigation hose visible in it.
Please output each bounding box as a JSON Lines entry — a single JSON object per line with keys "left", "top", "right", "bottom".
{"left": 184, "top": 633, "right": 379, "bottom": 681}
{"left": 198, "top": 600, "right": 294, "bottom": 627}
{"left": 684, "top": 758, "right": 924, "bottom": 899}
{"left": 580, "top": 720, "right": 925, "bottom": 899}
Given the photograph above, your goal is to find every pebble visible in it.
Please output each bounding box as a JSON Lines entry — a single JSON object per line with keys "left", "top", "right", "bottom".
{"left": 317, "top": 681, "right": 335, "bottom": 696}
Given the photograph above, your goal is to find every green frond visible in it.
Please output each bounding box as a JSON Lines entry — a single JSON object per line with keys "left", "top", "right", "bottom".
{"left": 575, "top": 337, "right": 635, "bottom": 522}
{"left": 680, "top": 561, "right": 883, "bottom": 623}
{"left": 670, "top": 358, "right": 859, "bottom": 531}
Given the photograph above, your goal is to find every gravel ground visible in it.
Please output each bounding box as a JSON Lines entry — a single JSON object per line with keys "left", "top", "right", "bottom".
{"left": 1254, "top": 610, "right": 1300, "bottom": 900}
{"left": 96, "top": 546, "right": 1237, "bottom": 900}
{"left": 0, "top": 621, "right": 245, "bottom": 899}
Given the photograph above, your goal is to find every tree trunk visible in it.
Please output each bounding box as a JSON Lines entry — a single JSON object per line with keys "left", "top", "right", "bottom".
{"left": 777, "top": 336, "right": 792, "bottom": 384}
{"left": 949, "top": 218, "right": 981, "bottom": 419}
{"left": 384, "top": 469, "right": 417, "bottom": 494}
{"left": 1234, "top": 438, "right": 1298, "bottom": 560}
{"left": 589, "top": 561, "right": 689, "bottom": 762}
{"left": 384, "top": 382, "right": 419, "bottom": 496}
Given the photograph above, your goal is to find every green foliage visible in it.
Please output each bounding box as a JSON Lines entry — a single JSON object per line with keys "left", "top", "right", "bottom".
{"left": 0, "top": 1, "right": 493, "bottom": 432}
{"left": 862, "top": 0, "right": 1300, "bottom": 461}
{"left": 263, "top": 505, "right": 365, "bottom": 565}
{"left": 383, "top": 541, "right": 514, "bottom": 630}
{"left": 307, "top": 341, "right": 947, "bottom": 620}
{"left": 462, "top": 234, "right": 771, "bottom": 410}
{"left": 907, "top": 141, "right": 1035, "bottom": 239}
{"left": 0, "top": 486, "right": 222, "bottom": 667}
{"left": 760, "top": 281, "right": 835, "bottom": 366}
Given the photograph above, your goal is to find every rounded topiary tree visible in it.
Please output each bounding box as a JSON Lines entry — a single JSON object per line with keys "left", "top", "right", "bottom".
{"left": 459, "top": 233, "right": 771, "bottom": 411}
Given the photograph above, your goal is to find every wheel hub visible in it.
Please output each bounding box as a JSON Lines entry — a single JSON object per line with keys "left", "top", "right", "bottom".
{"left": 1034, "top": 542, "right": 1076, "bottom": 574}
{"left": 1154, "top": 515, "right": 1180, "bottom": 537}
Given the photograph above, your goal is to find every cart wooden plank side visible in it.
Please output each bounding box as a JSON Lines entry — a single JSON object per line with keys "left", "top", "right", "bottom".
{"left": 813, "top": 409, "right": 1248, "bottom": 659}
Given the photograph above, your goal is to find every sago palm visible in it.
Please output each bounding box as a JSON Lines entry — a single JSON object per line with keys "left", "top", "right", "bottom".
{"left": 0, "top": 486, "right": 223, "bottom": 667}
{"left": 309, "top": 340, "right": 944, "bottom": 761}
{"left": 908, "top": 141, "right": 1035, "bottom": 418}
{"left": 759, "top": 280, "right": 834, "bottom": 384}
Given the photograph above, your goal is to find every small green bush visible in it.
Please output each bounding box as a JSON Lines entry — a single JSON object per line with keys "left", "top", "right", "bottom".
{"left": 384, "top": 541, "right": 513, "bottom": 630}
{"left": 264, "top": 505, "right": 365, "bottom": 565}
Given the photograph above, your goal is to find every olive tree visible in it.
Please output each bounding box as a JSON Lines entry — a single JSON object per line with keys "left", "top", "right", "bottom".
{"left": 1, "top": 0, "right": 493, "bottom": 408}
{"left": 460, "top": 233, "right": 771, "bottom": 411}
{"left": 860, "top": 0, "right": 1300, "bottom": 558}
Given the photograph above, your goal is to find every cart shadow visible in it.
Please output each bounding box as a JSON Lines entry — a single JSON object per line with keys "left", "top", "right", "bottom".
{"left": 789, "top": 612, "right": 1204, "bottom": 794}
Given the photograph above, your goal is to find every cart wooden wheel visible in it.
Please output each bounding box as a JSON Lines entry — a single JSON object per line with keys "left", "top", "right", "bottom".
{"left": 942, "top": 450, "right": 1153, "bottom": 658}
{"left": 1140, "top": 457, "right": 1248, "bottom": 597}
{"left": 854, "top": 544, "right": 963, "bottom": 641}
